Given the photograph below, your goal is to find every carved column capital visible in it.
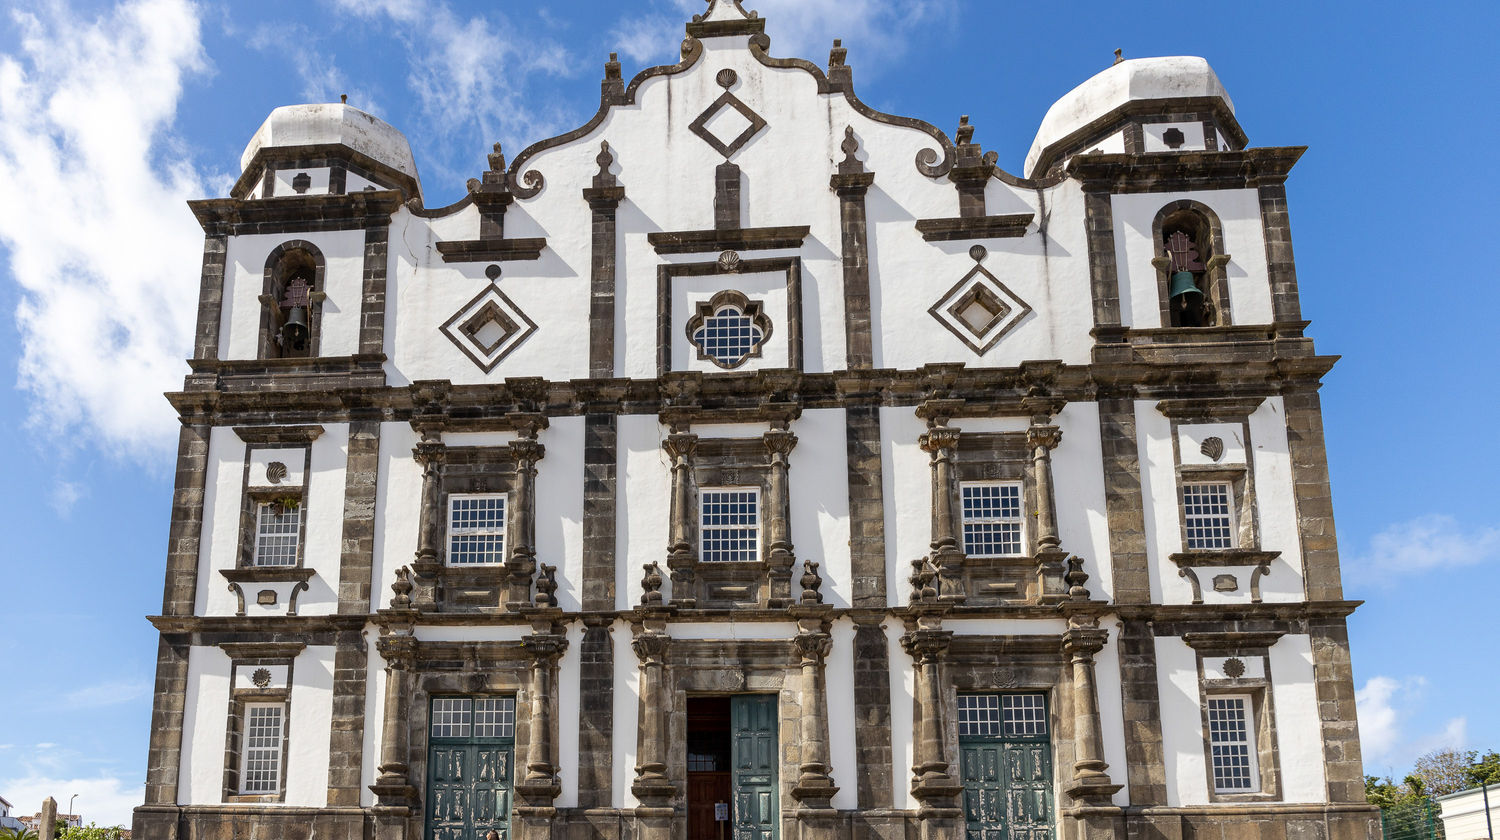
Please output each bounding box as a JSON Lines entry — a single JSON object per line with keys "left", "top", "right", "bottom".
{"left": 377, "top": 634, "right": 418, "bottom": 669}
{"left": 919, "top": 427, "right": 962, "bottom": 455}
{"left": 510, "top": 438, "right": 545, "bottom": 467}
{"left": 1026, "top": 424, "right": 1063, "bottom": 451}
{"left": 662, "top": 432, "right": 698, "bottom": 462}
{"left": 1062, "top": 624, "right": 1108, "bottom": 662}
{"left": 763, "top": 428, "right": 799, "bottom": 458}
{"left": 793, "top": 631, "right": 833, "bottom": 665}
{"left": 522, "top": 633, "right": 569, "bottom": 665}
{"left": 631, "top": 632, "right": 671, "bottom": 665}
{"left": 900, "top": 628, "right": 953, "bottom": 664}
{"left": 413, "top": 441, "right": 447, "bottom": 471}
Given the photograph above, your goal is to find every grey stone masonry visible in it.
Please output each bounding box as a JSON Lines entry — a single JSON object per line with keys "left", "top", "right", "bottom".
{"left": 1282, "top": 386, "right": 1344, "bottom": 601}
{"left": 1097, "top": 398, "right": 1151, "bottom": 604}
{"left": 358, "top": 226, "right": 389, "bottom": 356}
{"left": 851, "top": 614, "right": 893, "bottom": 809}
{"left": 162, "top": 423, "right": 211, "bottom": 617}
{"left": 1258, "top": 182, "right": 1304, "bottom": 323}
{"left": 143, "top": 637, "right": 191, "bottom": 806}
{"left": 581, "top": 414, "right": 618, "bottom": 612}
{"left": 192, "top": 235, "right": 228, "bottom": 361}
{"left": 844, "top": 405, "right": 886, "bottom": 607}
{"left": 1311, "top": 618, "right": 1366, "bottom": 803}
{"left": 337, "top": 420, "right": 381, "bottom": 612}
{"left": 575, "top": 620, "right": 614, "bottom": 808}
{"left": 1081, "top": 188, "right": 1124, "bottom": 339}
{"left": 326, "top": 628, "right": 369, "bottom": 806}
{"left": 1117, "top": 619, "right": 1168, "bottom": 806}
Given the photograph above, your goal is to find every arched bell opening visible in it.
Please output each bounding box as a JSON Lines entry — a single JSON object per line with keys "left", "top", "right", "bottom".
{"left": 259, "top": 241, "right": 326, "bottom": 359}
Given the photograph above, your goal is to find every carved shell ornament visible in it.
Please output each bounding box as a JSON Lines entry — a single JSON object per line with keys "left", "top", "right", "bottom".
{"left": 252, "top": 667, "right": 273, "bottom": 688}
{"left": 266, "top": 461, "right": 288, "bottom": 484}
{"left": 1200, "top": 437, "right": 1225, "bottom": 462}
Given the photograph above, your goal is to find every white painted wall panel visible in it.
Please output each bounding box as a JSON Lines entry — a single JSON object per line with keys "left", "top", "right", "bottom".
{"left": 284, "top": 645, "right": 336, "bottom": 806}
{"left": 220, "top": 229, "right": 367, "bottom": 360}
{"left": 789, "top": 408, "right": 852, "bottom": 607}
{"left": 360, "top": 628, "right": 383, "bottom": 807}
{"left": 1054, "top": 401, "right": 1114, "bottom": 602}
{"left": 298, "top": 424, "right": 349, "bottom": 615}
{"left": 537, "top": 416, "right": 586, "bottom": 612}
{"left": 556, "top": 622, "right": 584, "bottom": 808}
{"left": 372, "top": 422, "right": 420, "bottom": 612}
{"left": 880, "top": 407, "right": 929, "bottom": 607}
{"left": 1096, "top": 617, "right": 1130, "bottom": 806}
{"left": 1249, "top": 397, "right": 1306, "bottom": 601}
{"left": 197, "top": 427, "right": 243, "bottom": 616}
{"left": 1269, "top": 634, "right": 1326, "bottom": 802}
{"left": 618, "top": 415, "right": 671, "bottom": 609}
{"left": 886, "top": 620, "right": 916, "bottom": 810}
{"left": 612, "top": 619, "right": 640, "bottom": 810}
{"left": 1154, "top": 635, "right": 1205, "bottom": 806}
{"left": 826, "top": 617, "right": 858, "bottom": 811}
{"left": 179, "top": 645, "right": 231, "bottom": 805}
{"left": 1137, "top": 401, "right": 1182, "bottom": 604}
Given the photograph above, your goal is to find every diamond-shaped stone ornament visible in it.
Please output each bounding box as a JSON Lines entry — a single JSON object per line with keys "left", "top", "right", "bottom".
{"left": 441, "top": 284, "right": 538, "bottom": 372}
{"left": 689, "top": 91, "right": 767, "bottom": 158}
{"left": 928, "top": 263, "right": 1032, "bottom": 355}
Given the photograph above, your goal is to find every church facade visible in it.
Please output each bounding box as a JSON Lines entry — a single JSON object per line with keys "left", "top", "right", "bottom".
{"left": 133, "top": 4, "right": 1377, "bottom": 840}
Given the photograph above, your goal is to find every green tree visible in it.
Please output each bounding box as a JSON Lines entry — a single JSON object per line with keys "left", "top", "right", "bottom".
{"left": 57, "top": 824, "right": 126, "bottom": 840}
{"left": 1468, "top": 750, "right": 1500, "bottom": 786}
{"left": 0, "top": 827, "right": 40, "bottom": 840}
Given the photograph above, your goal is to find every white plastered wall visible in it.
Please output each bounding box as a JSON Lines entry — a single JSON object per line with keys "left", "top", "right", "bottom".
{"left": 826, "top": 617, "right": 858, "bottom": 811}
{"left": 220, "top": 229, "right": 368, "bottom": 359}
{"left": 284, "top": 645, "right": 337, "bottom": 806}
{"left": 197, "top": 424, "right": 348, "bottom": 617}
{"left": 612, "top": 618, "right": 641, "bottom": 810}
{"left": 1269, "top": 633, "right": 1326, "bottom": 802}
{"left": 789, "top": 408, "right": 852, "bottom": 607}
{"left": 372, "top": 421, "right": 420, "bottom": 607}
{"left": 1154, "top": 635, "right": 1203, "bottom": 806}
{"left": 617, "top": 414, "right": 672, "bottom": 610}
{"left": 1111, "top": 188, "right": 1271, "bottom": 329}
{"left": 538, "top": 416, "right": 586, "bottom": 611}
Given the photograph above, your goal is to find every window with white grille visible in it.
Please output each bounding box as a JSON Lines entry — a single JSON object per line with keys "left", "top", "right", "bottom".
{"left": 1183, "top": 482, "right": 1234, "bottom": 550}
{"left": 252, "top": 503, "right": 301, "bottom": 567}
{"left": 1207, "top": 695, "right": 1258, "bottom": 792}
{"left": 691, "top": 305, "right": 766, "bottom": 368}
{"left": 431, "top": 697, "right": 516, "bottom": 739}
{"left": 700, "top": 488, "right": 759, "bottom": 562}
{"left": 960, "top": 482, "right": 1023, "bottom": 557}
{"left": 958, "top": 693, "right": 1049, "bottom": 738}
{"left": 240, "top": 703, "right": 284, "bottom": 794}
{"left": 447, "top": 494, "right": 506, "bottom": 565}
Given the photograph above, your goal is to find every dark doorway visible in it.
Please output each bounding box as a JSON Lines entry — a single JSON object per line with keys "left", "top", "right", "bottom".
{"left": 687, "top": 697, "right": 732, "bottom": 840}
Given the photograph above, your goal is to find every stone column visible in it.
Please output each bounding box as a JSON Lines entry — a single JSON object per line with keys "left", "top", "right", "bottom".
{"left": 663, "top": 431, "right": 699, "bottom": 607}
{"left": 1028, "top": 424, "right": 1068, "bottom": 602}
{"left": 631, "top": 614, "right": 675, "bottom": 840}
{"left": 515, "top": 618, "right": 568, "bottom": 838}
{"left": 919, "top": 423, "right": 964, "bottom": 602}
{"left": 763, "top": 426, "right": 798, "bottom": 608}
{"left": 506, "top": 435, "right": 545, "bottom": 609}
{"left": 411, "top": 436, "right": 445, "bottom": 608}
{"left": 902, "top": 616, "right": 962, "bottom": 840}
{"left": 790, "top": 609, "right": 838, "bottom": 809}
{"left": 1061, "top": 616, "right": 1122, "bottom": 805}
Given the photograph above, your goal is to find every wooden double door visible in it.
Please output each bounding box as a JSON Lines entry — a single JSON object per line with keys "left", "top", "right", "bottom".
{"left": 958, "top": 693, "right": 1055, "bottom": 840}
{"left": 687, "top": 695, "right": 778, "bottom": 840}
{"left": 426, "top": 697, "right": 515, "bottom": 840}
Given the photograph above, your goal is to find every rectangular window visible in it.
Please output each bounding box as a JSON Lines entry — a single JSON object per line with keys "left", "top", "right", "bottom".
{"left": 430, "top": 696, "right": 516, "bottom": 739}
{"left": 448, "top": 494, "right": 506, "bottom": 566}
{"left": 252, "top": 503, "right": 301, "bottom": 567}
{"left": 1183, "top": 482, "right": 1235, "bottom": 550}
{"left": 1207, "top": 695, "right": 1258, "bottom": 792}
{"left": 957, "top": 693, "right": 1049, "bottom": 738}
{"left": 700, "top": 488, "right": 759, "bottom": 563}
{"left": 240, "top": 703, "right": 284, "bottom": 794}
{"left": 960, "top": 482, "right": 1023, "bottom": 557}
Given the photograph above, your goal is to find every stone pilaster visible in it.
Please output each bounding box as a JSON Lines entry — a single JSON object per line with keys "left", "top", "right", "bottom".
{"left": 358, "top": 225, "right": 389, "bottom": 355}
{"left": 506, "top": 434, "right": 545, "bottom": 609}
{"left": 575, "top": 616, "right": 614, "bottom": 808}
{"left": 764, "top": 425, "right": 798, "bottom": 608}
{"left": 919, "top": 422, "right": 965, "bottom": 603}
{"left": 850, "top": 611, "right": 893, "bottom": 809}
{"left": 191, "top": 235, "right": 228, "bottom": 360}
{"left": 1258, "top": 180, "right": 1303, "bottom": 323}
{"left": 1081, "top": 184, "right": 1127, "bottom": 358}
{"left": 583, "top": 140, "right": 625, "bottom": 379}
{"left": 902, "top": 613, "right": 962, "bottom": 840}
{"left": 1028, "top": 423, "right": 1069, "bottom": 602}
{"left": 831, "top": 125, "right": 876, "bottom": 369}
{"left": 663, "top": 431, "right": 699, "bottom": 607}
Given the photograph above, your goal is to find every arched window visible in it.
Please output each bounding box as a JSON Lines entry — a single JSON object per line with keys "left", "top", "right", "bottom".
{"left": 1153, "top": 202, "right": 1231, "bottom": 328}
{"left": 259, "top": 241, "right": 325, "bottom": 359}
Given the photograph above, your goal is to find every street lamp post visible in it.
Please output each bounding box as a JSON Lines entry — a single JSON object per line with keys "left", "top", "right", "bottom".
{"left": 66, "top": 795, "right": 76, "bottom": 829}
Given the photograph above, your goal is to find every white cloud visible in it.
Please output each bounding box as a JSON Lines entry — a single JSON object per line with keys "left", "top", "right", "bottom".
{"left": 49, "top": 479, "right": 84, "bottom": 517}
{"left": 1357, "top": 675, "right": 1467, "bottom": 774}
{"left": 63, "top": 679, "right": 151, "bottom": 710}
{"left": 245, "top": 23, "right": 383, "bottom": 116}
{"left": 0, "top": 0, "right": 213, "bottom": 460}
{"left": 1348, "top": 514, "right": 1500, "bottom": 587}
{"left": 0, "top": 771, "right": 142, "bottom": 827}
{"left": 328, "top": 0, "right": 576, "bottom": 181}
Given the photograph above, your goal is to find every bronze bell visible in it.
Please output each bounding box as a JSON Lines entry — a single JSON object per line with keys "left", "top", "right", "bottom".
{"left": 280, "top": 305, "right": 309, "bottom": 351}
{"left": 1168, "top": 270, "right": 1203, "bottom": 300}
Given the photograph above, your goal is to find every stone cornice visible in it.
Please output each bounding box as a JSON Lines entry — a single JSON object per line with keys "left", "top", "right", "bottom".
{"left": 189, "top": 191, "right": 404, "bottom": 236}
{"left": 1030, "top": 95, "right": 1248, "bottom": 178}
{"left": 435, "top": 237, "right": 548, "bottom": 263}
{"left": 231, "top": 143, "right": 421, "bottom": 200}
{"left": 914, "top": 214, "right": 1033, "bottom": 242}
{"left": 1066, "top": 147, "right": 1306, "bottom": 193}
{"left": 167, "top": 353, "right": 1338, "bottom": 426}
{"left": 646, "top": 225, "right": 811, "bottom": 255}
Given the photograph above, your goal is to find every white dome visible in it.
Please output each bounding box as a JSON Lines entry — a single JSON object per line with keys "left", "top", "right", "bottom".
{"left": 1025, "top": 56, "right": 1233, "bottom": 177}
{"left": 240, "top": 103, "right": 418, "bottom": 182}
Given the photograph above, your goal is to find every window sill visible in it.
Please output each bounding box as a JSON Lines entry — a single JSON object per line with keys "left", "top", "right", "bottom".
{"left": 220, "top": 567, "right": 316, "bottom": 584}
{"left": 1169, "top": 550, "right": 1279, "bottom": 569}
{"left": 223, "top": 794, "right": 285, "bottom": 805}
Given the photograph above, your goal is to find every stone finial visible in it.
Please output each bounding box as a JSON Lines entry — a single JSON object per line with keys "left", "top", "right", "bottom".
{"left": 1113, "top": 48, "right": 1124, "bottom": 65}
{"left": 641, "top": 561, "right": 664, "bottom": 605}
{"left": 488, "top": 142, "right": 506, "bottom": 173}
{"left": 391, "top": 566, "right": 414, "bottom": 608}
{"left": 799, "top": 559, "right": 824, "bottom": 605}
{"left": 909, "top": 557, "right": 939, "bottom": 604}
{"left": 535, "top": 564, "right": 559, "bottom": 608}
{"left": 602, "top": 52, "right": 624, "bottom": 102}
{"left": 1065, "top": 556, "right": 1090, "bottom": 600}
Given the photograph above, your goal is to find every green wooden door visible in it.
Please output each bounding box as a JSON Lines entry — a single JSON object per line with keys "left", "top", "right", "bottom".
{"left": 427, "top": 697, "right": 515, "bottom": 840}
{"left": 730, "top": 695, "right": 778, "bottom": 840}
{"left": 958, "top": 693, "right": 1054, "bottom": 840}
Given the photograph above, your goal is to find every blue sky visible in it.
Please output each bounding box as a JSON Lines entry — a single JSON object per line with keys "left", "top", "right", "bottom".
{"left": 0, "top": 0, "right": 1495, "bottom": 826}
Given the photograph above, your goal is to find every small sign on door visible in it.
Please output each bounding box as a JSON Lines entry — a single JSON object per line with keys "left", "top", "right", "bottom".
{"left": 714, "top": 803, "right": 729, "bottom": 822}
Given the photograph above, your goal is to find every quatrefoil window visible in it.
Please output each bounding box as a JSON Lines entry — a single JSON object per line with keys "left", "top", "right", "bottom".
{"left": 687, "top": 290, "right": 772, "bottom": 369}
